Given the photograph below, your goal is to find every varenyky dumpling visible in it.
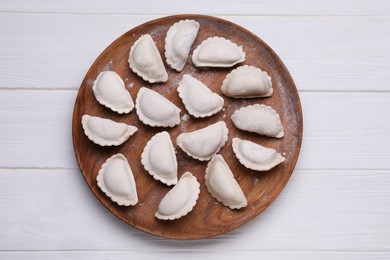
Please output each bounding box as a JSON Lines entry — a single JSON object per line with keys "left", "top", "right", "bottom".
{"left": 231, "top": 104, "right": 284, "bottom": 138}
{"left": 81, "top": 114, "right": 137, "bottom": 146}
{"left": 92, "top": 71, "right": 134, "bottom": 114}
{"left": 97, "top": 153, "right": 138, "bottom": 206}
{"left": 177, "top": 121, "right": 228, "bottom": 161}
{"left": 141, "top": 131, "right": 178, "bottom": 186}
{"left": 205, "top": 154, "right": 247, "bottom": 209}
{"left": 165, "top": 19, "right": 200, "bottom": 72}
{"left": 135, "top": 87, "right": 181, "bottom": 127}
{"left": 232, "top": 138, "right": 285, "bottom": 171}
{"left": 128, "top": 34, "right": 168, "bottom": 83}
{"left": 192, "top": 37, "right": 246, "bottom": 67}
{"left": 177, "top": 74, "right": 224, "bottom": 118}
{"left": 221, "top": 65, "right": 273, "bottom": 98}
{"left": 155, "top": 172, "right": 200, "bottom": 220}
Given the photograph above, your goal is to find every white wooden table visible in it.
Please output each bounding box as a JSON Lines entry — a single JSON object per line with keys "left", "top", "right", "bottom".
{"left": 1, "top": 1, "right": 389, "bottom": 259}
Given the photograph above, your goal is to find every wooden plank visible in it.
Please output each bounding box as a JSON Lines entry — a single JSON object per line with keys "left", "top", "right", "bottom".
{"left": 0, "top": 14, "right": 389, "bottom": 91}
{"left": 0, "top": 169, "right": 389, "bottom": 251}
{"left": 0, "top": 90, "right": 78, "bottom": 168}
{"left": 2, "top": 251, "right": 390, "bottom": 260}
{"left": 71, "top": 14, "right": 303, "bottom": 240}
{"left": 0, "top": 91, "right": 389, "bottom": 170}
{"left": 0, "top": 0, "right": 389, "bottom": 16}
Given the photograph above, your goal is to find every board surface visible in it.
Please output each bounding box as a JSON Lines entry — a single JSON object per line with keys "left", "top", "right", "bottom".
{"left": 72, "top": 14, "right": 303, "bottom": 239}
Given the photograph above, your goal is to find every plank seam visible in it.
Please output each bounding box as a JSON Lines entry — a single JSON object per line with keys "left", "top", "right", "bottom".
{"left": 0, "top": 167, "right": 389, "bottom": 172}
{"left": 0, "top": 249, "right": 389, "bottom": 253}
{"left": 0, "top": 11, "right": 389, "bottom": 18}
{"left": 2, "top": 88, "right": 390, "bottom": 94}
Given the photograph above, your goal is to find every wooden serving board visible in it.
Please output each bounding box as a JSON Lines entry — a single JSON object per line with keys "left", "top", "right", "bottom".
{"left": 72, "top": 14, "right": 303, "bottom": 239}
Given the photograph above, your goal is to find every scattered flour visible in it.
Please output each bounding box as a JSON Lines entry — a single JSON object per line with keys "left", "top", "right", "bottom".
{"left": 102, "top": 59, "right": 114, "bottom": 71}
{"left": 181, "top": 114, "right": 190, "bottom": 121}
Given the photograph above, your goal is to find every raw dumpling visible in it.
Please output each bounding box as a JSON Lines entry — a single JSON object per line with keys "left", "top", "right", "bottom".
{"left": 231, "top": 104, "right": 284, "bottom": 138}
{"left": 128, "top": 34, "right": 168, "bottom": 83}
{"left": 135, "top": 87, "right": 181, "bottom": 127}
{"left": 141, "top": 131, "right": 178, "bottom": 186}
{"left": 81, "top": 114, "right": 137, "bottom": 146}
{"left": 192, "top": 37, "right": 245, "bottom": 67}
{"left": 177, "top": 121, "right": 228, "bottom": 161}
{"left": 177, "top": 74, "right": 224, "bottom": 118}
{"left": 232, "top": 138, "right": 285, "bottom": 171}
{"left": 92, "top": 71, "right": 134, "bottom": 114}
{"left": 205, "top": 154, "right": 247, "bottom": 209}
{"left": 97, "top": 153, "right": 138, "bottom": 206}
{"left": 221, "top": 65, "right": 273, "bottom": 98}
{"left": 155, "top": 172, "right": 200, "bottom": 220}
{"left": 165, "top": 19, "right": 200, "bottom": 72}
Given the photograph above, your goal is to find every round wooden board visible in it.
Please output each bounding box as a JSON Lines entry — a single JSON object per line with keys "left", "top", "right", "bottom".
{"left": 72, "top": 14, "right": 303, "bottom": 239}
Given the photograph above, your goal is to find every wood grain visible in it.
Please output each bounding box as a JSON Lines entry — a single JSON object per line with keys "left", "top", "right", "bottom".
{"left": 1, "top": 0, "right": 389, "bottom": 16}
{"left": 2, "top": 91, "right": 390, "bottom": 170}
{"left": 72, "top": 14, "right": 302, "bottom": 239}
{"left": 1, "top": 169, "right": 390, "bottom": 251}
{"left": 2, "top": 251, "right": 390, "bottom": 260}
{"left": 1, "top": 14, "right": 390, "bottom": 91}
{"left": 1, "top": 0, "right": 390, "bottom": 258}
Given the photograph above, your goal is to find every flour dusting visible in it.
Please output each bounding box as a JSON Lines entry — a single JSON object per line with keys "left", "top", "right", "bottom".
{"left": 102, "top": 59, "right": 114, "bottom": 71}
{"left": 181, "top": 114, "right": 190, "bottom": 121}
